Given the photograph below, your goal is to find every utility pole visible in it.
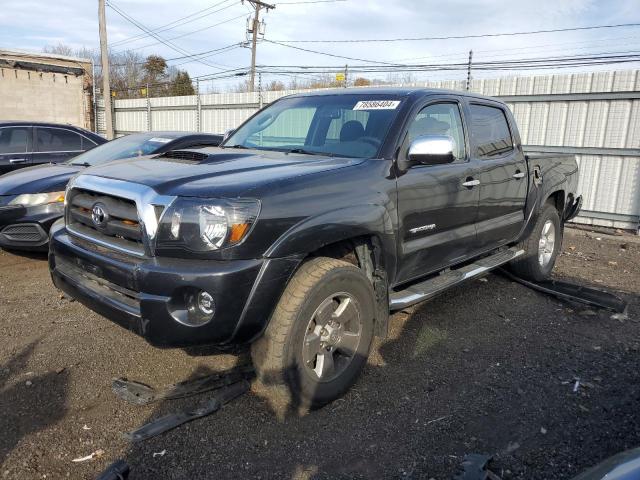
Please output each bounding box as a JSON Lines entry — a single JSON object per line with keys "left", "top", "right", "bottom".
{"left": 98, "top": 0, "right": 114, "bottom": 139}
{"left": 247, "top": 0, "right": 275, "bottom": 92}
{"left": 91, "top": 58, "right": 98, "bottom": 133}
{"left": 343, "top": 64, "right": 348, "bottom": 88}
{"left": 466, "top": 49, "right": 473, "bottom": 91}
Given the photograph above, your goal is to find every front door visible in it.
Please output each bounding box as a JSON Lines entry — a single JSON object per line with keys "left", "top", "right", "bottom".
{"left": 466, "top": 102, "right": 528, "bottom": 250}
{"left": 395, "top": 101, "right": 480, "bottom": 284}
{"left": 0, "top": 126, "right": 32, "bottom": 173}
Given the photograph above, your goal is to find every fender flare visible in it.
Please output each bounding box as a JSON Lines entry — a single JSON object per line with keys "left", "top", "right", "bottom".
{"left": 264, "top": 203, "right": 397, "bottom": 272}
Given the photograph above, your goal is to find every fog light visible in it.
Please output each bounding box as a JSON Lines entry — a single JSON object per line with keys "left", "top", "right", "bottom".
{"left": 197, "top": 291, "right": 215, "bottom": 315}
{"left": 169, "top": 288, "right": 216, "bottom": 327}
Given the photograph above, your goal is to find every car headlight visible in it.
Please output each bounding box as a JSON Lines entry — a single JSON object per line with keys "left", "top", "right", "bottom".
{"left": 155, "top": 198, "right": 260, "bottom": 253}
{"left": 8, "top": 191, "right": 65, "bottom": 206}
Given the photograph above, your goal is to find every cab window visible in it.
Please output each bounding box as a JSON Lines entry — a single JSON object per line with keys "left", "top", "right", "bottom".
{"left": 469, "top": 104, "right": 514, "bottom": 158}
{"left": 405, "top": 102, "right": 466, "bottom": 162}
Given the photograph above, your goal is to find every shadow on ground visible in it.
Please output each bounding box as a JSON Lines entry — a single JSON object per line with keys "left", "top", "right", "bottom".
{"left": 0, "top": 340, "right": 70, "bottom": 470}
{"left": 98, "top": 272, "right": 640, "bottom": 480}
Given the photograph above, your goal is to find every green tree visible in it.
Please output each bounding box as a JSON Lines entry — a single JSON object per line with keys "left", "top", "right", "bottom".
{"left": 170, "top": 70, "right": 196, "bottom": 96}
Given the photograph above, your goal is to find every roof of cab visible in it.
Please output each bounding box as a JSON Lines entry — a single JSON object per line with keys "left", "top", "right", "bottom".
{"left": 285, "top": 86, "right": 505, "bottom": 104}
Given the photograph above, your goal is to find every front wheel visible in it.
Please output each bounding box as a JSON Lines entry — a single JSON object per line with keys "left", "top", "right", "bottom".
{"left": 508, "top": 203, "right": 562, "bottom": 281}
{"left": 251, "top": 257, "right": 375, "bottom": 410}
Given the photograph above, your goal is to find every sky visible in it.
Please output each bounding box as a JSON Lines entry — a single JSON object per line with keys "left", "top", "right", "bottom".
{"left": 1, "top": 0, "right": 640, "bottom": 91}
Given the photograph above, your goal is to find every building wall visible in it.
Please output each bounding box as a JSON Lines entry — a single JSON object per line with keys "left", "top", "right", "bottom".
{"left": 0, "top": 51, "right": 92, "bottom": 129}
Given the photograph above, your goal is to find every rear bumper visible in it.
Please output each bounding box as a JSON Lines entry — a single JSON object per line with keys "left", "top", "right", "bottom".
{"left": 48, "top": 224, "right": 301, "bottom": 347}
{"left": 0, "top": 203, "right": 63, "bottom": 250}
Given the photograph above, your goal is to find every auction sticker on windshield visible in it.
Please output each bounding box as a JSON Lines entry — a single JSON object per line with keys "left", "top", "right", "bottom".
{"left": 353, "top": 100, "right": 400, "bottom": 110}
{"left": 148, "top": 137, "right": 173, "bottom": 143}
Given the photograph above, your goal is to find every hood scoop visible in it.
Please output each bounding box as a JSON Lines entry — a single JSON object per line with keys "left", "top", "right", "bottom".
{"left": 159, "top": 150, "right": 209, "bottom": 163}
{"left": 158, "top": 150, "right": 270, "bottom": 165}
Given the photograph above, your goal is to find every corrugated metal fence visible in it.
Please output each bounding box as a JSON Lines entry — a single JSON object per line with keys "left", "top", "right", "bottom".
{"left": 98, "top": 70, "right": 640, "bottom": 231}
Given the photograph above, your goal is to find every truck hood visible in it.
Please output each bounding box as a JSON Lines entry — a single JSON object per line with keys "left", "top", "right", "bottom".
{"left": 0, "top": 163, "right": 82, "bottom": 195}
{"left": 81, "top": 150, "right": 366, "bottom": 197}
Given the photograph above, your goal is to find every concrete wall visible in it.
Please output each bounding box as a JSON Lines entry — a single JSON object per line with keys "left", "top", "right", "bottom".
{"left": 0, "top": 50, "right": 92, "bottom": 129}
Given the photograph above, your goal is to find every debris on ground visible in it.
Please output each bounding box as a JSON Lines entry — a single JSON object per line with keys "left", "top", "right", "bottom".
{"left": 95, "top": 460, "right": 130, "bottom": 480}
{"left": 152, "top": 450, "right": 166, "bottom": 458}
{"left": 498, "top": 269, "right": 628, "bottom": 313}
{"left": 112, "top": 365, "right": 254, "bottom": 405}
{"left": 71, "top": 449, "right": 104, "bottom": 463}
{"left": 124, "top": 380, "right": 249, "bottom": 442}
{"left": 82, "top": 424, "right": 91, "bottom": 430}
{"left": 453, "top": 454, "right": 501, "bottom": 480}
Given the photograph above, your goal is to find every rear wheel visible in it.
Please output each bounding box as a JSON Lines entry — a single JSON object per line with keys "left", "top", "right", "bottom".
{"left": 508, "top": 202, "right": 562, "bottom": 281}
{"left": 251, "top": 257, "right": 375, "bottom": 409}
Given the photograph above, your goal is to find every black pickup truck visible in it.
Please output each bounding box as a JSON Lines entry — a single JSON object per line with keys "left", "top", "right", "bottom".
{"left": 49, "top": 88, "right": 581, "bottom": 407}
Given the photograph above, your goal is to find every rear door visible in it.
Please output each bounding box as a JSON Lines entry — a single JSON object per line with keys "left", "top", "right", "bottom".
{"left": 466, "top": 102, "right": 528, "bottom": 250}
{"left": 33, "top": 127, "right": 84, "bottom": 165}
{"left": 0, "top": 126, "right": 32, "bottom": 173}
{"left": 395, "top": 99, "right": 480, "bottom": 283}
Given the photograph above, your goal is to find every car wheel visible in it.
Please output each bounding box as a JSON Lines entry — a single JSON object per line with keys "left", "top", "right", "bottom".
{"left": 508, "top": 202, "right": 562, "bottom": 281}
{"left": 251, "top": 257, "right": 375, "bottom": 410}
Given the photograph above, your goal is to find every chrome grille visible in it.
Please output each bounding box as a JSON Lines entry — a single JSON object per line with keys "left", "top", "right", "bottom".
{"left": 67, "top": 188, "right": 145, "bottom": 256}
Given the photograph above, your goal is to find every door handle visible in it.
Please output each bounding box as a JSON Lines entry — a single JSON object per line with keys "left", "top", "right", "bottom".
{"left": 512, "top": 171, "right": 525, "bottom": 179}
{"left": 9, "top": 158, "right": 27, "bottom": 164}
{"left": 462, "top": 178, "right": 480, "bottom": 188}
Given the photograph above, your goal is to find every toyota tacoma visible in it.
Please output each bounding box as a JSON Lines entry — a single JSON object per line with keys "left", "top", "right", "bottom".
{"left": 48, "top": 88, "right": 581, "bottom": 407}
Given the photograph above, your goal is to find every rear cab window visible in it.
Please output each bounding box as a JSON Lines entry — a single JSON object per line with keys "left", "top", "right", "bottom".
{"left": 469, "top": 104, "right": 514, "bottom": 158}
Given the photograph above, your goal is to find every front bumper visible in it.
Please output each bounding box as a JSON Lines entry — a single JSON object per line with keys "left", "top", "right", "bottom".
{"left": 48, "top": 224, "right": 301, "bottom": 347}
{"left": 0, "top": 203, "right": 64, "bottom": 249}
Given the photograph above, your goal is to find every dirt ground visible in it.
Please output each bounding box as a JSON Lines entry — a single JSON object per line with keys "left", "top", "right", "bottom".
{"left": 1, "top": 227, "right": 639, "bottom": 480}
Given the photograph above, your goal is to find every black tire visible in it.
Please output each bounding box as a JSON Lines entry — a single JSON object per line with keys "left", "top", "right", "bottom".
{"left": 508, "top": 202, "right": 562, "bottom": 281}
{"left": 251, "top": 257, "right": 376, "bottom": 409}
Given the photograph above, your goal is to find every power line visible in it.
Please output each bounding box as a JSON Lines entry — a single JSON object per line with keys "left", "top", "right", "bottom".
{"left": 106, "top": 0, "right": 229, "bottom": 70}
{"left": 121, "top": 13, "right": 247, "bottom": 53}
{"left": 264, "top": 39, "right": 405, "bottom": 65}
{"left": 110, "top": 0, "right": 236, "bottom": 47}
{"left": 110, "top": 42, "right": 245, "bottom": 67}
{"left": 276, "top": 0, "right": 346, "bottom": 3}
{"left": 269, "top": 22, "right": 640, "bottom": 43}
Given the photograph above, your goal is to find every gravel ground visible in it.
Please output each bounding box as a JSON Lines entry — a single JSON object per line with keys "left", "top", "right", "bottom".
{"left": 1, "top": 227, "right": 639, "bottom": 480}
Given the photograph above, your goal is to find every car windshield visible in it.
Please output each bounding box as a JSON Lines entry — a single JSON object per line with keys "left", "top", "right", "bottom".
{"left": 224, "top": 94, "right": 405, "bottom": 158}
{"left": 68, "top": 133, "right": 180, "bottom": 166}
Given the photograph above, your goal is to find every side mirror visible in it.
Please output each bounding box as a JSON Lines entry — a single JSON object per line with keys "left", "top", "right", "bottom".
{"left": 407, "top": 135, "right": 455, "bottom": 165}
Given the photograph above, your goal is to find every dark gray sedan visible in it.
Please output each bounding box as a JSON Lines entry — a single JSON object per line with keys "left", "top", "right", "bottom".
{"left": 0, "top": 131, "right": 222, "bottom": 250}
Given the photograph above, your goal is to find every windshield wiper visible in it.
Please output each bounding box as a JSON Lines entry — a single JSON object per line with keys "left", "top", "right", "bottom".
{"left": 70, "top": 161, "right": 91, "bottom": 166}
{"left": 222, "top": 144, "right": 249, "bottom": 149}
{"left": 285, "top": 148, "right": 334, "bottom": 157}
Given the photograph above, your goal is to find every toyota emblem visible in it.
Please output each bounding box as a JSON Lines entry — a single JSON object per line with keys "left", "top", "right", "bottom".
{"left": 91, "top": 203, "right": 108, "bottom": 227}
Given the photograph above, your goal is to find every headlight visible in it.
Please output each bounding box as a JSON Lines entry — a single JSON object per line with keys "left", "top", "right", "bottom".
{"left": 155, "top": 198, "right": 260, "bottom": 253}
{"left": 8, "top": 191, "right": 65, "bottom": 206}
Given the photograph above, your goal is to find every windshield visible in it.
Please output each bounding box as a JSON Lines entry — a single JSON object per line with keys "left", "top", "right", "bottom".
{"left": 224, "top": 94, "right": 405, "bottom": 158}
{"left": 68, "top": 133, "right": 180, "bottom": 166}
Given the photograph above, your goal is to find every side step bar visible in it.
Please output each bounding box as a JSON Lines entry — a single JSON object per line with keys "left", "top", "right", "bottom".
{"left": 389, "top": 247, "right": 524, "bottom": 311}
